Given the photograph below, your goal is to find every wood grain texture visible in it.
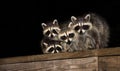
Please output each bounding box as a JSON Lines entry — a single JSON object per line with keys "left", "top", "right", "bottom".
{"left": 0, "top": 47, "right": 120, "bottom": 65}
{"left": 0, "top": 47, "right": 120, "bottom": 71}
{"left": 0, "top": 57, "right": 98, "bottom": 71}
{"left": 99, "top": 56, "right": 120, "bottom": 71}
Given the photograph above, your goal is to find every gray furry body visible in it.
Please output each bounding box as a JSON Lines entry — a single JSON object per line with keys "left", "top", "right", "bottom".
{"left": 89, "top": 13, "right": 109, "bottom": 48}
{"left": 70, "top": 13, "right": 109, "bottom": 49}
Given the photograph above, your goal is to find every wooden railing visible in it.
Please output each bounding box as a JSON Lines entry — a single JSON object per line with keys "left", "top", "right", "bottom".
{"left": 0, "top": 47, "right": 120, "bottom": 71}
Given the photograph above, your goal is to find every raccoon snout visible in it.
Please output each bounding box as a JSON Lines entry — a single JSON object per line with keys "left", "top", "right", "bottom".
{"left": 50, "top": 34, "right": 54, "bottom": 38}
{"left": 79, "top": 31, "right": 83, "bottom": 34}
{"left": 67, "top": 40, "right": 72, "bottom": 44}
{"left": 54, "top": 50, "right": 57, "bottom": 53}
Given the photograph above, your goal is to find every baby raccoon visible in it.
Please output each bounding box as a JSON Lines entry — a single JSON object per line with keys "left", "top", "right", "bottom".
{"left": 41, "top": 37, "right": 64, "bottom": 53}
{"left": 58, "top": 22, "right": 84, "bottom": 52}
{"left": 41, "top": 19, "right": 61, "bottom": 40}
{"left": 69, "top": 13, "right": 109, "bottom": 49}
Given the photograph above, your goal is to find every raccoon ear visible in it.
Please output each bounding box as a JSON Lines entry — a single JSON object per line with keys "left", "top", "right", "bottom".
{"left": 53, "top": 19, "right": 58, "bottom": 25}
{"left": 41, "top": 23, "right": 47, "bottom": 29}
{"left": 84, "top": 14, "right": 91, "bottom": 21}
{"left": 71, "top": 16, "right": 77, "bottom": 23}
{"left": 43, "top": 42, "right": 48, "bottom": 47}
{"left": 68, "top": 22, "right": 73, "bottom": 28}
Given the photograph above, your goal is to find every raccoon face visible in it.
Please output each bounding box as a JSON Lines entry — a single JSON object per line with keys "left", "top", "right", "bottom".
{"left": 41, "top": 19, "right": 61, "bottom": 38}
{"left": 58, "top": 28, "right": 75, "bottom": 45}
{"left": 69, "top": 14, "right": 92, "bottom": 35}
{"left": 43, "top": 42, "right": 63, "bottom": 53}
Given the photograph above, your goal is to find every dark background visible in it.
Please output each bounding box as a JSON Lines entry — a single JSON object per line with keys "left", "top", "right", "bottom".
{"left": 0, "top": 1, "right": 120, "bottom": 58}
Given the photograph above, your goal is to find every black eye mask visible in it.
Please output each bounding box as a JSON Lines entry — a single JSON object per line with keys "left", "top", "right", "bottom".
{"left": 74, "top": 26, "right": 80, "bottom": 31}
{"left": 52, "top": 29, "right": 58, "bottom": 34}
{"left": 48, "top": 47, "right": 54, "bottom": 53}
{"left": 45, "top": 31, "right": 50, "bottom": 36}
{"left": 48, "top": 46, "right": 62, "bottom": 53}
{"left": 82, "top": 25, "right": 90, "bottom": 30}
{"left": 61, "top": 36, "right": 67, "bottom": 40}
{"left": 56, "top": 46, "right": 62, "bottom": 52}
{"left": 69, "top": 33, "right": 75, "bottom": 38}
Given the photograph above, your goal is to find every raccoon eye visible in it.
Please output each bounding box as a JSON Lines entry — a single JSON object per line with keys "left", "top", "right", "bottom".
{"left": 60, "top": 36, "right": 67, "bottom": 40}
{"left": 56, "top": 46, "right": 62, "bottom": 51}
{"left": 74, "top": 26, "right": 80, "bottom": 31}
{"left": 83, "top": 25, "right": 90, "bottom": 30}
{"left": 48, "top": 48, "right": 54, "bottom": 53}
{"left": 52, "top": 29, "right": 58, "bottom": 34}
{"left": 45, "top": 31, "right": 50, "bottom": 36}
{"left": 69, "top": 33, "right": 75, "bottom": 38}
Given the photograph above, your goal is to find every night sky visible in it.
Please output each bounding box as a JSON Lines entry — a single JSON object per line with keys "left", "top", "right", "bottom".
{"left": 0, "top": 1, "right": 120, "bottom": 58}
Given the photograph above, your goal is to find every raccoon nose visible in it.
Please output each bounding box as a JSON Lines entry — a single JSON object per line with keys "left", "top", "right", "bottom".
{"left": 79, "top": 31, "right": 83, "bottom": 34}
{"left": 51, "top": 34, "right": 53, "bottom": 38}
{"left": 67, "top": 40, "right": 71, "bottom": 44}
{"left": 54, "top": 50, "right": 57, "bottom": 53}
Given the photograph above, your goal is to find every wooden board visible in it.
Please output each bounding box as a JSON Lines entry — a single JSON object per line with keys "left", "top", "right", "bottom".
{"left": 0, "top": 47, "right": 120, "bottom": 71}
{"left": 0, "top": 57, "right": 98, "bottom": 71}
{"left": 99, "top": 56, "right": 120, "bottom": 71}
{"left": 0, "top": 47, "right": 120, "bottom": 65}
